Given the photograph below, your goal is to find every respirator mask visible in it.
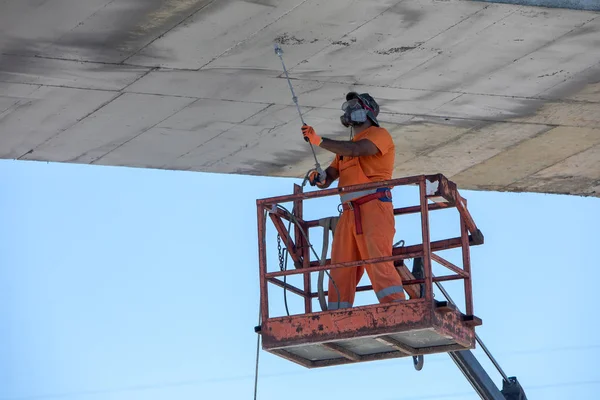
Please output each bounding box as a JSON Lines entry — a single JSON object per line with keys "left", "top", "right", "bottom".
{"left": 340, "top": 98, "right": 368, "bottom": 127}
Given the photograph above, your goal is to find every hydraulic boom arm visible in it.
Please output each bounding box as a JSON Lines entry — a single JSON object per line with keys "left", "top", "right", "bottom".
{"left": 449, "top": 350, "right": 527, "bottom": 400}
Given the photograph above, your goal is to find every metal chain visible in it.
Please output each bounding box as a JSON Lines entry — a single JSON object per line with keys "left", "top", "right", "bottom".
{"left": 277, "top": 234, "right": 284, "bottom": 271}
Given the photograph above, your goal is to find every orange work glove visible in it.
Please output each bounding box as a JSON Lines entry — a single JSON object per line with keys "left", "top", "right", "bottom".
{"left": 301, "top": 125, "right": 322, "bottom": 146}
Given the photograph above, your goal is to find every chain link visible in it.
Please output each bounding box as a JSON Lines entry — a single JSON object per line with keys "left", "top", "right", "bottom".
{"left": 277, "top": 234, "right": 285, "bottom": 271}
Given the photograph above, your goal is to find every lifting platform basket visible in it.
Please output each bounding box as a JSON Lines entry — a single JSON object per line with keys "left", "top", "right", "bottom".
{"left": 255, "top": 174, "right": 484, "bottom": 368}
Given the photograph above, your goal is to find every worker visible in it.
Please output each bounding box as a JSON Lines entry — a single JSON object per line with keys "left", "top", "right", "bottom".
{"left": 301, "top": 92, "right": 405, "bottom": 310}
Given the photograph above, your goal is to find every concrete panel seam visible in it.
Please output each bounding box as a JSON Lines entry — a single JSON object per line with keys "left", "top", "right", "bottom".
{"left": 415, "top": 5, "right": 496, "bottom": 46}
{"left": 393, "top": 6, "right": 517, "bottom": 81}
{"left": 120, "top": 67, "right": 159, "bottom": 93}
{"left": 51, "top": 0, "right": 118, "bottom": 53}
{"left": 198, "top": 0, "right": 312, "bottom": 71}
{"left": 393, "top": 9, "right": 594, "bottom": 93}
{"left": 125, "top": 89, "right": 277, "bottom": 103}
{"left": 536, "top": 15, "right": 600, "bottom": 96}
{"left": 416, "top": 123, "right": 488, "bottom": 157}
{"left": 446, "top": 124, "right": 556, "bottom": 178}
{"left": 0, "top": 79, "right": 122, "bottom": 94}
{"left": 89, "top": 97, "right": 198, "bottom": 164}
{"left": 170, "top": 103, "right": 276, "bottom": 163}
{"left": 288, "top": 76, "right": 600, "bottom": 104}
{"left": 121, "top": 0, "right": 220, "bottom": 64}
{"left": 527, "top": 15, "right": 600, "bottom": 98}
{"left": 0, "top": 52, "right": 196, "bottom": 72}
{"left": 202, "top": 117, "right": 293, "bottom": 168}
{"left": 118, "top": 89, "right": 199, "bottom": 100}
{"left": 537, "top": 60, "right": 600, "bottom": 100}
{"left": 20, "top": 92, "right": 126, "bottom": 159}
{"left": 384, "top": 111, "right": 561, "bottom": 127}
{"left": 284, "top": 0, "right": 430, "bottom": 74}
{"left": 389, "top": 120, "right": 488, "bottom": 169}
{"left": 505, "top": 142, "right": 600, "bottom": 190}
{"left": 432, "top": 93, "right": 466, "bottom": 112}
{"left": 0, "top": 85, "right": 42, "bottom": 122}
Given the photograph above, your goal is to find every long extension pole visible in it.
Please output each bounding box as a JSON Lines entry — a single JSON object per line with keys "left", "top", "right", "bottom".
{"left": 274, "top": 43, "right": 325, "bottom": 182}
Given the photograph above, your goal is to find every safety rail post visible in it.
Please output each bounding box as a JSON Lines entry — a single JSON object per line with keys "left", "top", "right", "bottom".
{"left": 293, "top": 184, "right": 312, "bottom": 314}
{"left": 419, "top": 176, "right": 434, "bottom": 303}
{"left": 257, "top": 203, "right": 269, "bottom": 323}
{"left": 460, "top": 198, "right": 474, "bottom": 316}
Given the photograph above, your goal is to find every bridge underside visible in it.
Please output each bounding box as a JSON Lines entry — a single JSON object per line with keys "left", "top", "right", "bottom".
{"left": 1, "top": 0, "right": 599, "bottom": 197}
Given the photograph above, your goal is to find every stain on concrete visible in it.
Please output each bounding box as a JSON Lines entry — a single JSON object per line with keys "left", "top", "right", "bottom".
{"left": 1, "top": 0, "right": 217, "bottom": 64}
{"left": 237, "top": 148, "right": 315, "bottom": 176}
{"left": 388, "top": 1, "right": 426, "bottom": 30}
{"left": 331, "top": 37, "right": 356, "bottom": 47}
{"left": 538, "top": 69, "right": 565, "bottom": 78}
{"left": 375, "top": 46, "right": 418, "bottom": 55}
{"left": 540, "top": 64, "right": 600, "bottom": 101}
{"left": 274, "top": 32, "right": 306, "bottom": 45}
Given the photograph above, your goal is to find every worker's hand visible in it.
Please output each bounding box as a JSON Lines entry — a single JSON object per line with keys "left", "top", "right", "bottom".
{"left": 308, "top": 170, "right": 326, "bottom": 187}
{"left": 301, "top": 125, "right": 322, "bottom": 146}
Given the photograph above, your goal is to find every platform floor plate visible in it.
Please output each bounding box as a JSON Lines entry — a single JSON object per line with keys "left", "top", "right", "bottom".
{"left": 261, "top": 300, "right": 479, "bottom": 368}
{"left": 389, "top": 327, "right": 456, "bottom": 348}
{"left": 278, "top": 327, "right": 462, "bottom": 363}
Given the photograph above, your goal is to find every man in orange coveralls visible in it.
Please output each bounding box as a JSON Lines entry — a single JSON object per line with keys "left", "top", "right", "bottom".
{"left": 302, "top": 92, "right": 405, "bottom": 310}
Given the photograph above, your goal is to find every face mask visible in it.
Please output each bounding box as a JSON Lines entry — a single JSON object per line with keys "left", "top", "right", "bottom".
{"left": 340, "top": 98, "right": 367, "bottom": 127}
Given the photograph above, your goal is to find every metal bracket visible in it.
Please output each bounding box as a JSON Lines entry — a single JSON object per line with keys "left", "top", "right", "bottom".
{"left": 501, "top": 377, "right": 528, "bottom": 400}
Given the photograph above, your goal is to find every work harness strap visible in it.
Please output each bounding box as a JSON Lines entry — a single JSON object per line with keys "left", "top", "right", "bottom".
{"left": 341, "top": 188, "right": 392, "bottom": 235}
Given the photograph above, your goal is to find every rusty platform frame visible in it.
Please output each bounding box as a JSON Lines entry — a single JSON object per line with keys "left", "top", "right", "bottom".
{"left": 256, "top": 174, "right": 484, "bottom": 368}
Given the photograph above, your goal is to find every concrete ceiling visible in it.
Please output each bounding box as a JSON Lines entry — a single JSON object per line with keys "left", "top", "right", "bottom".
{"left": 1, "top": 0, "right": 599, "bottom": 197}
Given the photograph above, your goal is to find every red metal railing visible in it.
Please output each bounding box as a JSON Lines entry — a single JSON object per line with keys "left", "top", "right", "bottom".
{"left": 256, "top": 174, "right": 483, "bottom": 325}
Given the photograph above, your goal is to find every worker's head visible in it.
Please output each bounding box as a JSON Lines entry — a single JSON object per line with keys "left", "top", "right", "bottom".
{"left": 340, "top": 92, "right": 380, "bottom": 128}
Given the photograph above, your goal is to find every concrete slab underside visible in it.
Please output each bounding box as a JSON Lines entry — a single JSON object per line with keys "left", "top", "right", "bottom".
{"left": 1, "top": 0, "right": 599, "bottom": 197}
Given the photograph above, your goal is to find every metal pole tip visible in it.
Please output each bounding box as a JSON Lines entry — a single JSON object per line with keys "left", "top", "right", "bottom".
{"left": 274, "top": 43, "right": 283, "bottom": 55}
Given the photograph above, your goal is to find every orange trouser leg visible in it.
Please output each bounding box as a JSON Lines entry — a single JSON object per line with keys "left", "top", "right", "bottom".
{"left": 328, "top": 210, "right": 364, "bottom": 310}
{"left": 356, "top": 200, "right": 406, "bottom": 303}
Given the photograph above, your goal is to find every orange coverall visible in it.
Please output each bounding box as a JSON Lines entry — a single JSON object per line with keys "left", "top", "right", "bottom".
{"left": 327, "top": 126, "right": 405, "bottom": 310}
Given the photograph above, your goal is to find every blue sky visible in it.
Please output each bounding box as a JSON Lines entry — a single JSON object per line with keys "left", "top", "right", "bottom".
{"left": 1, "top": 159, "right": 599, "bottom": 400}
